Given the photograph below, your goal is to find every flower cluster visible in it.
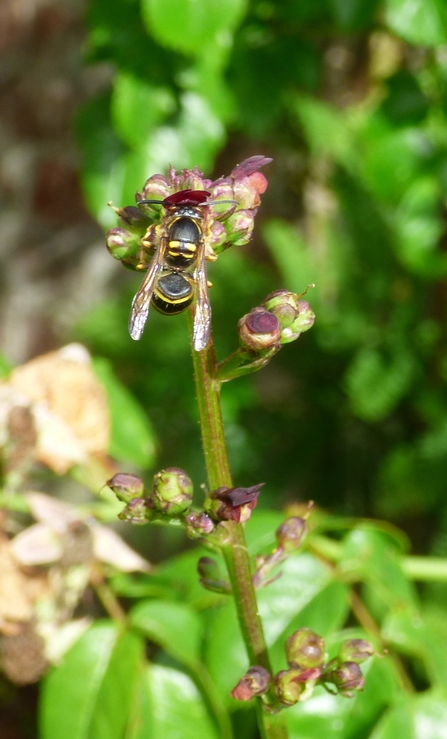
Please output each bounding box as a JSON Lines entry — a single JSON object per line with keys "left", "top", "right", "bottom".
{"left": 107, "top": 470, "right": 265, "bottom": 534}
{"left": 231, "top": 632, "right": 374, "bottom": 708}
{"left": 106, "top": 156, "right": 272, "bottom": 269}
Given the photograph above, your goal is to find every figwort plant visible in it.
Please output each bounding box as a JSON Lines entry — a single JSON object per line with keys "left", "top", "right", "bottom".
{"left": 106, "top": 157, "right": 373, "bottom": 739}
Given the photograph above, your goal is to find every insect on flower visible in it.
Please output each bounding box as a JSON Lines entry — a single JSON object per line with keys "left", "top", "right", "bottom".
{"left": 129, "top": 189, "right": 235, "bottom": 352}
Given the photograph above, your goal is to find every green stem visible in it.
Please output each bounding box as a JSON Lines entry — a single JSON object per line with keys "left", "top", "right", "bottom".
{"left": 188, "top": 313, "right": 289, "bottom": 739}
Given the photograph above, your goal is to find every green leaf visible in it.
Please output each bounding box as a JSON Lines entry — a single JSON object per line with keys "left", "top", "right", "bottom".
{"left": 93, "top": 357, "right": 157, "bottom": 468}
{"left": 129, "top": 663, "right": 219, "bottom": 739}
{"left": 130, "top": 599, "right": 203, "bottom": 668}
{"left": 141, "top": 0, "right": 247, "bottom": 56}
{"left": 382, "top": 608, "right": 447, "bottom": 690}
{"left": 263, "top": 219, "right": 316, "bottom": 296}
{"left": 287, "top": 655, "right": 400, "bottom": 739}
{"left": 111, "top": 72, "right": 175, "bottom": 148}
{"left": 345, "top": 346, "right": 417, "bottom": 421}
{"left": 339, "top": 527, "right": 417, "bottom": 609}
{"left": 0, "top": 352, "right": 13, "bottom": 378}
{"left": 76, "top": 94, "right": 126, "bottom": 228}
{"left": 40, "top": 621, "right": 119, "bottom": 739}
{"left": 257, "top": 553, "right": 333, "bottom": 644}
{"left": 244, "top": 509, "right": 284, "bottom": 555}
{"left": 88, "top": 630, "right": 145, "bottom": 739}
{"left": 370, "top": 693, "right": 447, "bottom": 739}
{"left": 290, "top": 95, "right": 354, "bottom": 166}
{"left": 385, "top": 0, "right": 447, "bottom": 46}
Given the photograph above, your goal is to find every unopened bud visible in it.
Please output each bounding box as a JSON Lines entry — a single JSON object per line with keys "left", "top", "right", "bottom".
{"left": 106, "top": 228, "right": 141, "bottom": 264}
{"left": 198, "top": 557, "right": 231, "bottom": 594}
{"left": 151, "top": 467, "right": 193, "bottom": 516}
{"left": 239, "top": 308, "right": 281, "bottom": 351}
{"left": 281, "top": 301, "right": 315, "bottom": 344}
{"left": 112, "top": 205, "right": 149, "bottom": 232}
{"left": 274, "top": 669, "right": 304, "bottom": 706}
{"left": 325, "top": 662, "right": 365, "bottom": 697}
{"left": 231, "top": 666, "right": 271, "bottom": 701}
{"left": 140, "top": 174, "right": 171, "bottom": 203}
{"left": 263, "top": 290, "right": 300, "bottom": 328}
{"left": 286, "top": 629, "right": 325, "bottom": 669}
{"left": 118, "top": 497, "right": 149, "bottom": 524}
{"left": 338, "top": 639, "right": 374, "bottom": 665}
{"left": 185, "top": 511, "right": 215, "bottom": 538}
{"left": 107, "top": 473, "right": 145, "bottom": 503}
{"left": 226, "top": 209, "right": 255, "bottom": 245}
{"left": 276, "top": 517, "right": 307, "bottom": 552}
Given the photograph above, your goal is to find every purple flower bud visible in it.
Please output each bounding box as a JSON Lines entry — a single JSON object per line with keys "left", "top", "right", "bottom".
{"left": 185, "top": 511, "right": 215, "bottom": 538}
{"left": 324, "top": 661, "right": 365, "bottom": 697}
{"left": 231, "top": 666, "right": 271, "bottom": 701}
{"left": 150, "top": 467, "right": 193, "bottom": 516}
{"left": 276, "top": 517, "right": 307, "bottom": 552}
{"left": 106, "top": 473, "right": 145, "bottom": 503}
{"left": 338, "top": 639, "right": 374, "bottom": 664}
{"left": 239, "top": 308, "right": 281, "bottom": 351}
{"left": 286, "top": 629, "right": 326, "bottom": 670}
{"left": 118, "top": 497, "right": 149, "bottom": 524}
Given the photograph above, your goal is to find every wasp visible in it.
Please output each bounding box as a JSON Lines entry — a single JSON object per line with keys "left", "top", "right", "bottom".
{"left": 129, "top": 189, "right": 233, "bottom": 352}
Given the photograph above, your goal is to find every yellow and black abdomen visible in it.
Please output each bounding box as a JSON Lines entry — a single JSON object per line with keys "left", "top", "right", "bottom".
{"left": 165, "top": 216, "right": 200, "bottom": 267}
{"left": 152, "top": 271, "right": 194, "bottom": 315}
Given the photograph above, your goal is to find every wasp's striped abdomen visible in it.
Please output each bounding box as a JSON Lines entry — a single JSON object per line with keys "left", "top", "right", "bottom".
{"left": 166, "top": 216, "right": 200, "bottom": 267}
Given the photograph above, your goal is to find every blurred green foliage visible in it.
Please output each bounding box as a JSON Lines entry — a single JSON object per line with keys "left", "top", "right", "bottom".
{"left": 76, "top": 0, "right": 447, "bottom": 558}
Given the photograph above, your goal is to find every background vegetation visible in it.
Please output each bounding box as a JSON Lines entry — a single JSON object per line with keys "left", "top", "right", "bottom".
{"left": 2, "top": 0, "right": 447, "bottom": 737}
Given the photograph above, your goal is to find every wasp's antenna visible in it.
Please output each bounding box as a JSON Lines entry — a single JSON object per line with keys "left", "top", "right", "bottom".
{"left": 137, "top": 199, "right": 165, "bottom": 206}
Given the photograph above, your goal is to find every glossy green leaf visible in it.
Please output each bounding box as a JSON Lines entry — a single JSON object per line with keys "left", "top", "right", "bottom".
{"left": 88, "top": 630, "right": 145, "bottom": 739}
{"left": 93, "top": 357, "right": 157, "bottom": 468}
{"left": 244, "top": 509, "right": 284, "bottom": 554}
{"left": 40, "top": 621, "right": 119, "bottom": 739}
{"left": 204, "top": 599, "right": 246, "bottom": 701}
{"left": 268, "top": 581, "right": 350, "bottom": 673}
{"left": 111, "top": 72, "right": 175, "bottom": 148}
{"left": 257, "top": 553, "right": 332, "bottom": 644}
{"left": 385, "top": 0, "right": 447, "bottom": 46}
{"left": 130, "top": 599, "right": 203, "bottom": 668}
{"left": 370, "top": 693, "right": 447, "bottom": 739}
{"left": 287, "top": 655, "right": 400, "bottom": 739}
{"left": 129, "top": 663, "right": 219, "bottom": 739}
{"left": 339, "top": 527, "right": 417, "bottom": 609}
{"left": 141, "top": 0, "right": 247, "bottom": 55}
{"left": 382, "top": 608, "right": 447, "bottom": 690}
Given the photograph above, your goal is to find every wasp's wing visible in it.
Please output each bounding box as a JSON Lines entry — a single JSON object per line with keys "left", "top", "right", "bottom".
{"left": 129, "top": 238, "right": 168, "bottom": 340}
{"left": 193, "top": 240, "right": 212, "bottom": 352}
